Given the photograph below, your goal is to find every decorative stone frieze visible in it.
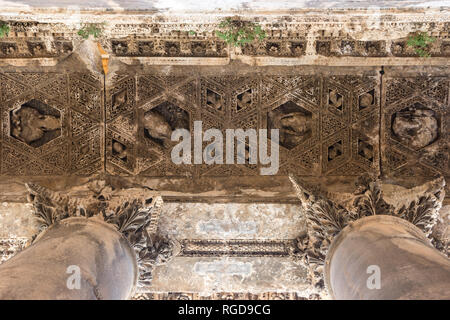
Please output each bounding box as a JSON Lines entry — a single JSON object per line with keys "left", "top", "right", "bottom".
{"left": 0, "top": 10, "right": 449, "bottom": 64}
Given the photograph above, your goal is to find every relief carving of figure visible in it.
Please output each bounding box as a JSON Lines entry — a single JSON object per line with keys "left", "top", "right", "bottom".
{"left": 143, "top": 110, "right": 173, "bottom": 146}
{"left": 143, "top": 103, "right": 190, "bottom": 148}
{"left": 112, "top": 90, "right": 127, "bottom": 110}
{"left": 359, "top": 92, "right": 374, "bottom": 109}
{"left": 269, "top": 109, "right": 311, "bottom": 148}
{"left": 236, "top": 90, "right": 252, "bottom": 111}
{"left": 112, "top": 141, "right": 128, "bottom": 161}
{"left": 392, "top": 106, "right": 438, "bottom": 149}
{"left": 11, "top": 106, "right": 60, "bottom": 145}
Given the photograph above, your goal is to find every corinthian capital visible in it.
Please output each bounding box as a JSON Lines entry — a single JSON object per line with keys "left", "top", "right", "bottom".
{"left": 289, "top": 174, "right": 447, "bottom": 298}
{"left": 25, "top": 181, "right": 179, "bottom": 290}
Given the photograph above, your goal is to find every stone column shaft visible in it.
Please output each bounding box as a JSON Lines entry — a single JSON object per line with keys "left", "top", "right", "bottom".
{"left": 0, "top": 217, "right": 138, "bottom": 300}
{"left": 325, "top": 215, "right": 450, "bottom": 300}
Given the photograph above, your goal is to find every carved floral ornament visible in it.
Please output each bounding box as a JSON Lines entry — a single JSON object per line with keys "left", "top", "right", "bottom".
{"left": 25, "top": 181, "right": 180, "bottom": 291}
{"left": 288, "top": 173, "right": 447, "bottom": 298}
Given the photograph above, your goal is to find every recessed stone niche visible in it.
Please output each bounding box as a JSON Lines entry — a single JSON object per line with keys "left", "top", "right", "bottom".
{"left": 143, "top": 101, "right": 190, "bottom": 148}
{"left": 206, "top": 89, "right": 224, "bottom": 112}
{"left": 9, "top": 99, "right": 61, "bottom": 148}
{"left": 358, "top": 89, "right": 375, "bottom": 110}
{"left": 391, "top": 103, "right": 439, "bottom": 150}
{"left": 268, "top": 101, "right": 312, "bottom": 150}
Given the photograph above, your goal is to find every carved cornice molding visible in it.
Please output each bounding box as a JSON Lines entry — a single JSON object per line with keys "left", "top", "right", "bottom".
{"left": 289, "top": 173, "right": 447, "bottom": 298}
{"left": 179, "top": 239, "right": 294, "bottom": 257}
{"left": 25, "top": 181, "right": 179, "bottom": 290}
{"left": 0, "top": 12, "right": 449, "bottom": 65}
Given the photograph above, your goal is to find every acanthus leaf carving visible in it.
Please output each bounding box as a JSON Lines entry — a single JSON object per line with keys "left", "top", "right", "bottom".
{"left": 352, "top": 177, "right": 394, "bottom": 219}
{"left": 25, "top": 181, "right": 179, "bottom": 290}
{"left": 288, "top": 173, "right": 447, "bottom": 298}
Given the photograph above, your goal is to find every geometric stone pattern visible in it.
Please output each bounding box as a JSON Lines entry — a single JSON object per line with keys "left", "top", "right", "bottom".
{"left": 381, "top": 75, "right": 449, "bottom": 182}
{"left": 0, "top": 16, "right": 449, "bottom": 60}
{"left": 2, "top": 67, "right": 449, "bottom": 195}
{"left": 0, "top": 72, "right": 103, "bottom": 176}
{"left": 106, "top": 71, "right": 380, "bottom": 179}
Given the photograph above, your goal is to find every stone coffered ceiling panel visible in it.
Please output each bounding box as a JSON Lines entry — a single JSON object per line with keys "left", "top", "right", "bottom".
{"left": 104, "top": 67, "right": 380, "bottom": 181}
{"left": 0, "top": 62, "right": 448, "bottom": 203}
{"left": 381, "top": 69, "right": 450, "bottom": 194}
{"left": 0, "top": 72, "right": 103, "bottom": 176}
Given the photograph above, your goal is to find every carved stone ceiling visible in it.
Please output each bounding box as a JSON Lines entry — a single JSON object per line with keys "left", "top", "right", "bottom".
{"left": 0, "top": 61, "right": 448, "bottom": 203}
{"left": 0, "top": 9, "right": 448, "bottom": 205}
{"left": 0, "top": 7, "right": 449, "bottom": 300}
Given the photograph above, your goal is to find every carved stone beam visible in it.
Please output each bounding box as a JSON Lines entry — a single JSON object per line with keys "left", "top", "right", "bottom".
{"left": 289, "top": 174, "right": 450, "bottom": 299}
{"left": 0, "top": 182, "right": 178, "bottom": 299}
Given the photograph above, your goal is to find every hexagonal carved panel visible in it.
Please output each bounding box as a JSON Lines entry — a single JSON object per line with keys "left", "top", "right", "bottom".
{"left": 206, "top": 89, "right": 224, "bottom": 112}
{"left": 391, "top": 103, "right": 439, "bottom": 150}
{"left": 10, "top": 99, "right": 61, "bottom": 148}
{"left": 0, "top": 72, "right": 103, "bottom": 176}
{"left": 268, "top": 101, "right": 312, "bottom": 150}
{"left": 358, "top": 89, "right": 375, "bottom": 111}
{"left": 143, "top": 101, "right": 190, "bottom": 149}
{"left": 328, "top": 89, "right": 344, "bottom": 112}
{"left": 382, "top": 74, "right": 449, "bottom": 179}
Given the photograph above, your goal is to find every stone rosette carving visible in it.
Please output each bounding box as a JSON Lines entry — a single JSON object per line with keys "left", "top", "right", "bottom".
{"left": 288, "top": 173, "right": 447, "bottom": 298}
{"left": 25, "top": 181, "right": 179, "bottom": 290}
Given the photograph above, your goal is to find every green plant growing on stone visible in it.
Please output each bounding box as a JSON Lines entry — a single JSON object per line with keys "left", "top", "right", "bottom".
{"left": 0, "top": 23, "right": 10, "bottom": 38}
{"left": 188, "top": 30, "right": 197, "bottom": 36}
{"left": 406, "top": 32, "right": 435, "bottom": 57}
{"left": 215, "top": 18, "right": 266, "bottom": 47}
{"left": 77, "top": 23, "right": 104, "bottom": 39}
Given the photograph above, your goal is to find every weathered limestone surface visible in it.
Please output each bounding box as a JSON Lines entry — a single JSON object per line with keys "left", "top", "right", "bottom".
{"left": 0, "top": 5, "right": 449, "bottom": 300}
{"left": 325, "top": 215, "right": 450, "bottom": 299}
{"left": 151, "top": 256, "right": 309, "bottom": 296}
{"left": 0, "top": 202, "right": 38, "bottom": 238}
{"left": 159, "top": 203, "right": 305, "bottom": 239}
{"left": 0, "top": 218, "right": 138, "bottom": 299}
{"left": 149, "top": 202, "right": 309, "bottom": 295}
